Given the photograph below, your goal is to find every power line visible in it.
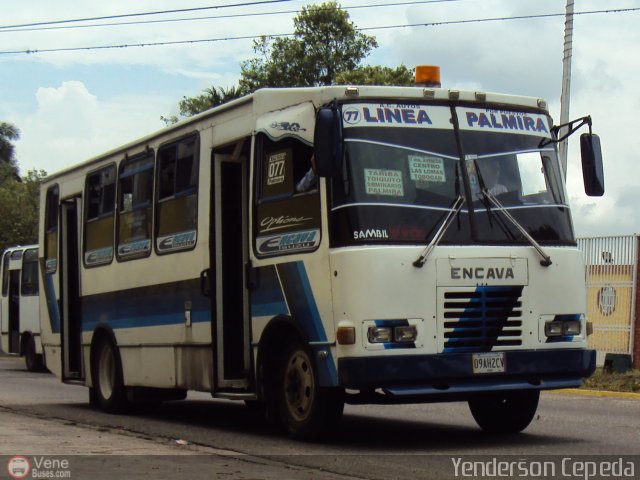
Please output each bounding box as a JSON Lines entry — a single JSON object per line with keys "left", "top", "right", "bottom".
{"left": 1, "top": 7, "right": 637, "bottom": 56}
{"left": 359, "top": 7, "right": 640, "bottom": 31}
{"left": 0, "top": 0, "right": 297, "bottom": 30}
{"left": 0, "top": 1, "right": 464, "bottom": 34}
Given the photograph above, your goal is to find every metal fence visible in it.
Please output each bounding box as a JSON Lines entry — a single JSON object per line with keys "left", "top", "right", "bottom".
{"left": 577, "top": 235, "right": 637, "bottom": 365}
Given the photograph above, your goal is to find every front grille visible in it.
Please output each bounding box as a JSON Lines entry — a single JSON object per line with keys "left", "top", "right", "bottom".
{"left": 442, "top": 286, "right": 524, "bottom": 352}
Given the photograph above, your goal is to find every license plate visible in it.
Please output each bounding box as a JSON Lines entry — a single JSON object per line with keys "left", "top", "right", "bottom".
{"left": 472, "top": 352, "right": 506, "bottom": 374}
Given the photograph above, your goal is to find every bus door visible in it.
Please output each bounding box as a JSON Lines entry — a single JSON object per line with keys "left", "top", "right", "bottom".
{"left": 60, "top": 196, "right": 83, "bottom": 380}
{"left": 211, "top": 147, "right": 250, "bottom": 391}
{"left": 8, "top": 269, "right": 20, "bottom": 353}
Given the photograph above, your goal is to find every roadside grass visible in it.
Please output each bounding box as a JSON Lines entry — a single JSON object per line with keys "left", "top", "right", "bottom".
{"left": 582, "top": 367, "right": 640, "bottom": 393}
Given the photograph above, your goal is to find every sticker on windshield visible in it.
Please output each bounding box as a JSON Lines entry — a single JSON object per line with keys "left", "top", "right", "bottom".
{"left": 458, "top": 107, "right": 551, "bottom": 137}
{"left": 409, "top": 155, "right": 446, "bottom": 183}
{"left": 364, "top": 169, "right": 404, "bottom": 196}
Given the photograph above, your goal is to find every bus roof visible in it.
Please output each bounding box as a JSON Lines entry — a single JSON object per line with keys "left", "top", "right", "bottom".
{"left": 41, "top": 85, "right": 548, "bottom": 183}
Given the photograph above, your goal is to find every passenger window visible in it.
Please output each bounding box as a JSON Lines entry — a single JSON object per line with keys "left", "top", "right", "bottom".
{"left": 254, "top": 135, "right": 320, "bottom": 257}
{"left": 21, "top": 248, "right": 39, "bottom": 296}
{"left": 84, "top": 165, "right": 116, "bottom": 267}
{"left": 117, "top": 152, "right": 154, "bottom": 260}
{"left": 44, "top": 185, "right": 59, "bottom": 273}
{"left": 156, "top": 134, "right": 199, "bottom": 254}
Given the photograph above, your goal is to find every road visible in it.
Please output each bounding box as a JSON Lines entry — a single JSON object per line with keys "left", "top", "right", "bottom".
{"left": 0, "top": 355, "right": 638, "bottom": 479}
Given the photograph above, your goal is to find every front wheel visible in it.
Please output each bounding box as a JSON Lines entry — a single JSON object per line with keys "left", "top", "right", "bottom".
{"left": 468, "top": 390, "right": 540, "bottom": 433}
{"left": 91, "top": 337, "right": 128, "bottom": 413}
{"left": 277, "top": 343, "right": 343, "bottom": 441}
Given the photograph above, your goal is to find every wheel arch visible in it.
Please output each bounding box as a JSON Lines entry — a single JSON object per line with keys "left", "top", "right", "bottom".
{"left": 255, "top": 316, "right": 307, "bottom": 401}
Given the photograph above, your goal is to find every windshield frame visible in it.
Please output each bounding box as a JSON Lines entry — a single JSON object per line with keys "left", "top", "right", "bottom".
{"left": 327, "top": 100, "right": 576, "bottom": 248}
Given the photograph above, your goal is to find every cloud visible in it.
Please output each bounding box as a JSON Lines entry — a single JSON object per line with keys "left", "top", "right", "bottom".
{"left": 15, "top": 81, "right": 169, "bottom": 175}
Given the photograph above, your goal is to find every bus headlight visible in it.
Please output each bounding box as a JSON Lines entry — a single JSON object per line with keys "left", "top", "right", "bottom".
{"left": 545, "top": 318, "right": 582, "bottom": 337}
{"left": 367, "top": 325, "right": 418, "bottom": 343}
{"left": 562, "top": 320, "right": 581, "bottom": 336}
{"left": 544, "top": 321, "right": 564, "bottom": 337}
{"left": 394, "top": 325, "right": 418, "bottom": 343}
{"left": 367, "top": 327, "right": 393, "bottom": 343}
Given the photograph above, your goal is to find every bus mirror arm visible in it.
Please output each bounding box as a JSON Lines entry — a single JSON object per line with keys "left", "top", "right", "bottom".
{"left": 540, "top": 115, "right": 604, "bottom": 198}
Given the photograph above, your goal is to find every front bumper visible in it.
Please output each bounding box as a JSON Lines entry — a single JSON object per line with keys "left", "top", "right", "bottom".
{"left": 339, "top": 349, "right": 596, "bottom": 401}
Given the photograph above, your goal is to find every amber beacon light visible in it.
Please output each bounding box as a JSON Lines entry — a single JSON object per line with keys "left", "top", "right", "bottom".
{"left": 415, "top": 65, "right": 441, "bottom": 88}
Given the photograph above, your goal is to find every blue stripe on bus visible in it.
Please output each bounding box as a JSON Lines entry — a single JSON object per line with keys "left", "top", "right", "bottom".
{"left": 277, "top": 261, "right": 338, "bottom": 387}
{"left": 44, "top": 273, "right": 60, "bottom": 333}
{"left": 81, "top": 279, "right": 210, "bottom": 331}
{"left": 277, "top": 262, "right": 327, "bottom": 342}
{"left": 250, "top": 265, "right": 289, "bottom": 317}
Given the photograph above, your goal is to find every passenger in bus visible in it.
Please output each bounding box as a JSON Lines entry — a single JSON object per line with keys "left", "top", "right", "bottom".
{"left": 474, "top": 161, "right": 508, "bottom": 200}
{"left": 296, "top": 155, "right": 317, "bottom": 192}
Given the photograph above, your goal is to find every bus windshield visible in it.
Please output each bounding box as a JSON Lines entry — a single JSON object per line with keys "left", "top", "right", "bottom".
{"left": 329, "top": 103, "right": 574, "bottom": 247}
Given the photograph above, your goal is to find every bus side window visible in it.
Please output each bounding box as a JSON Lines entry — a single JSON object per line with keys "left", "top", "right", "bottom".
{"left": 21, "top": 248, "right": 39, "bottom": 296}
{"left": 84, "top": 165, "right": 116, "bottom": 267}
{"left": 44, "top": 185, "right": 59, "bottom": 273}
{"left": 254, "top": 135, "right": 320, "bottom": 258}
{"left": 117, "top": 151, "right": 154, "bottom": 260}
{"left": 155, "top": 134, "right": 199, "bottom": 254}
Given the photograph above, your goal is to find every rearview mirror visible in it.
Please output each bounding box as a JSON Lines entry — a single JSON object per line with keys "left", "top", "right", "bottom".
{"left": 580, "top": 133, "right": 604, "bottom": 196}
{"left": 314, "top": 106, "right": 342, "bottom": 177}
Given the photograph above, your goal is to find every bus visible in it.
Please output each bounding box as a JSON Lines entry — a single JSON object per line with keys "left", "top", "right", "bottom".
{"left": 1, "top": 245, "right": 44, "bottom": 371}
{"left": 38, "top": 68, "right": 604, "bottom": 440}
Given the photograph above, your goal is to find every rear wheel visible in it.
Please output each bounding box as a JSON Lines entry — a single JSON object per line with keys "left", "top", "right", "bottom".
{"left": 277, "top": 342, "right": 343, "bottom": 441}
{"left": 91, "top": 336, "right": 128, "bottom": 413}
{"left": 24, "top": 335, "right": 43, "bottom": 372}
{"left": 468, "top": 390, "right": 540, "bottom": 433}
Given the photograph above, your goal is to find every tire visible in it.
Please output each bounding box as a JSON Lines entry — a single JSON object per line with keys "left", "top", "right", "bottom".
{"left": 277, "top": 342, "right": 344, "bottom": 441}
{"left": 24, "top": 335, "right": 43, "bottom": 372}
{"left": 468, "top": 390, "right": 540, "bottom": 434}
{"left": 91, "top": 336, "right": 128, "bottom": 413}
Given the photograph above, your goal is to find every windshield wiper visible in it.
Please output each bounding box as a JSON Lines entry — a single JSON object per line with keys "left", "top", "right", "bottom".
{"left": 413, "top": 195, "right": 464, "bottom": 268}
{"left": 481, "top": 188, "right": 553, "bottom": 267}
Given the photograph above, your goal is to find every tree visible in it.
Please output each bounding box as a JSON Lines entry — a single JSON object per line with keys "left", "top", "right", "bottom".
{"left": 161, "top": 86, "right": 246, "bottom": 125}
{"left": 167, "top": 2, "right": 395, "bottom": 121}
{"left": 0, "top": 121, "right": 20, "bottom": 180}
{"left": 0, "top": 167, "right": 46, "bottom": 252}
{"left": 239, "top": 2, "right": 377, "bottom": 91}
{"left": 335, "top": 65, "right": 415, "bottom": 86}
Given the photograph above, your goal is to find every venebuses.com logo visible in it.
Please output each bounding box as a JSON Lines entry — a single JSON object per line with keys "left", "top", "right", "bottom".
{"left": 6, "top": 456, "right": 72, "bottom": 479}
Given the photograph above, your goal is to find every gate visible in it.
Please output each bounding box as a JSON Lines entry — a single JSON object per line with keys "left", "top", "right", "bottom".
{"left": 577, "top": 235, "right": 637, "bottom": 365}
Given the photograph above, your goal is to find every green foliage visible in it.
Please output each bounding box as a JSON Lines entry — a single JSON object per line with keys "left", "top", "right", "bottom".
{"left": 239, "top": 2, "right": 377, "bottom": 91}
{"left": 582, "top": 367, "right": 640, "bottom": 392}
{"left": 335, "top": 65, "right": 415, "bottom": 86}
{"left": 0, "top": 166, "right": 46, "bottom": 252}
{"left": 169, "top": 2, "right": 405, "bottom": 120}
{"left": 0, "top": 121, "right": 20, "bottom": 179}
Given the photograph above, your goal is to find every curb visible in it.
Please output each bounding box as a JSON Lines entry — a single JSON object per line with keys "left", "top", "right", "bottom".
{"left": 550, "top": 388, "right": 640, "bottom": 400}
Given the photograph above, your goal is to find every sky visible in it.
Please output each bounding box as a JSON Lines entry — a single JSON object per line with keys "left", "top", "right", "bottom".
{"left": 1, "top": 0, "right": 638, "bottom": 237}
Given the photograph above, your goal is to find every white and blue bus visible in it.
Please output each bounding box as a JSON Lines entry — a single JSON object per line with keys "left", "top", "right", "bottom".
{"left": 1, "top": 245, "right": 43, "bottom": 371}
{"left": 39, "top": 68, "right": 604, "bottom": 440}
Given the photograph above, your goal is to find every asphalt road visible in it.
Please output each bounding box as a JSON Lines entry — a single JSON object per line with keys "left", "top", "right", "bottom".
{"left": 0, "top": 355, "right": 638, "bottom": 479}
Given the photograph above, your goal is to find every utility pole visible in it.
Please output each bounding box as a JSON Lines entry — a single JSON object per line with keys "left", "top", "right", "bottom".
{"left": 559, "top": 0, "right": 574, "bottom": 178}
